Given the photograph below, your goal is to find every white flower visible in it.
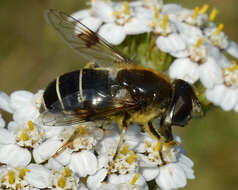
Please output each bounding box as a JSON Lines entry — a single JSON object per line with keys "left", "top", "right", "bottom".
{"left": 71, "top": 9, "right": 102, "bottom": 32}
{"left": 226, "top": 40, "right": 238, "bottom": 59}
{"left": 87, "top": 169, "right": 148, "bottom": 190}
{"left": 0, "top": 125, "right": 33, "bottom": 167}
{"left": 51, "top": 167, "right": 79, "bottom": 190}
{"left": 175, "top": 7, "right": 208, "bottom": 27}
{"left": 136, "top": 134, "right": 194, "bottom": 189}
{"left": 0, "top": 91, "right": 13, "bottom": 113}
{"left": 204, "top": 24, "right": 229, "bottom": 49}
{"left": 155, "top": 154, "right": 194, "bottom": 190}
{"left": 69, "top": 150, "right": 98, "bottom": 177}
{"left": 0, "top": 165, "right": 33, "bottom": 189}
{"left": 92, "top": 0, "right": 151, "bottom": 45}
{"left": 206, "top": 63, "right": 238, "bottom": 111}
{"left": 156, "top": 33, "right": 187, "bottom": 57}
{"left": 168, "top": 58, "right": 200, "bottom": 84}
{"left": 9, "top": 90, "right": 43, "bottom": 123}
{"left": 25, "top": 164, "right": 52, "bottom": 189}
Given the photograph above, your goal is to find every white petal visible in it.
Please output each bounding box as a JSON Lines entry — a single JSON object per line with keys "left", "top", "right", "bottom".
{"left": 135, "top": 7, "right": 154, "bottom": 20}
{"left": 69, "top": 151, "right": 97, "bottom": 177}
{"left": 175, "top": 22, "right": 203, "bottom": 45}
{"left": 0, "top": 128, "right": 15, "bottom": 144}
{"left": 25, "top": 164, "right": 52, "bottom": 188}
{"left": 141, "top": 167, "right": 160, "bottom": 181}
{"left": 226, "top": 40, "right": 238, "bottom": 58}
{"left": 33, "top": 138, "right": 63, "bottom": 163}
{"left": 205, "top": 85, "right": 226, "bottom": 105}
{"left": 13, "top": 106, "right": 39, "bottom": 122}
{"left": 168, "top": 58, "right": 200, "bottom": 84}
{"left": 0, "top": 144, "right": 31, "bottom": 167}
{"left": 45, "top": 158, "right": 63, "bottom": 170}
{"left": 156, "top": 163, "right": 187, "bottom": 190}
{"left": 80, "top": 16, "right": 102, "bottom": 32}
{"left": 0, "top": 91, "right": 13, "bottom": 113}
{"left": 87, "top": 168, "right": 107, "bottom": 189}
{"left": 156, "top": 33, "right": 186, "bottom": 54}
{"left": 199, "top": 57, "right": 223, "bottom": 89}
{"left": 54, "top": 148, "right": 72, "bottom": 166}
{"left": 99, "top": 23, "right": 126, "bottom": 45}
{"left": 71, "top": 9, "right": 90, "bottom": 20}
{"left": 124, "top": 18, "right": 151, "bottom": 34}
{"left": 207, "top": 45, "right": 231, "bottom": 68}
{"left": 109, "top": 173, "right": 148, "bottom": 189}
{"left": 177, "top": 154, "right": 194, "bottom": 179}
{"left": 92, "top": 1, "right": 114, "bottom": 23}
{"left": 162, "top": 4, "right": 183, "bottom": 15}
{"left": 220, "top": 88, "right": 238, "bottom": 111}
{"left": 10, "top": 90, "right": 33, "bottom": 111}
{"left": 170, "top": 50, "right": 189, "bottom": 58}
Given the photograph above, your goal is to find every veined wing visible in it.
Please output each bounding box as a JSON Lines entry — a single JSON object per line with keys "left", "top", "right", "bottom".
{"left": 45, "top": 9, "right": 133, "bottom": 67}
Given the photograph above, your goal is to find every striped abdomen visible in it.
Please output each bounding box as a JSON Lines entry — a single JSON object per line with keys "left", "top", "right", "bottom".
{"left": 40, "top": 69, "right": 115, "bottom": 113}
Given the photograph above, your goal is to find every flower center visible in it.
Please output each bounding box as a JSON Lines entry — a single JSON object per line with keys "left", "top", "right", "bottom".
{"left": 188, "top": 38, "right": 207, "bottom": 63}
{"left": 16, "top": 120, "right": 45, "bottom": 147}
{"left": 112, "top": 1, "right": 133, "bottom": 25}
{"left": 149, "top": 14, "right": 174, "bottom": 36}
{"left": 223, "top": 62, "right": 238, "bottom": 88}
{"left": 53, "top": 167, "right": 77, "bottom": 189}
{"left": 1, "top": 167, "right": 29, "bottom": 189}
{"left": 111, "top": 144, "right": 139, "bottom": 175}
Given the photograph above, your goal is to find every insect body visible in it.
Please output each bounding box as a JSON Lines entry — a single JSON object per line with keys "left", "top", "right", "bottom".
{"left": 40, "top": 10, "right": 202, "bottom": 162}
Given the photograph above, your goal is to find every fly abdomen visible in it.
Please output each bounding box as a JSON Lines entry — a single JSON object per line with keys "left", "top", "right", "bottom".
{"left": 41, "top": 69, "right": 116, "bottom": 114}
{"left": 41, "top": 70, "right": 80, "bottom": 113}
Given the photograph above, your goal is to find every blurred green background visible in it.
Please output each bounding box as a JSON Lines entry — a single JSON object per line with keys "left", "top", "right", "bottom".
{"left": 0, "top": 0, "right": 237, "bottom": 189}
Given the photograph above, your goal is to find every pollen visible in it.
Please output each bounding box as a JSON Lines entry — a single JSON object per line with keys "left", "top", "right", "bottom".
{"left": 18, "top": 168, "right": 29, "bottom": 179}
{"left": 19, "top": 129, "right": 29, "bottom": 141}
{"left": 8, "top": 170, "right": 15, "bottom": 184}
{"left": 28, "top": 120, "right": 34, "bottom": 131}
{"left": 127, "top": 150, "right": 136, "bottom": 165}
{"left": 124, "top": 1, "right": 130, "bottom": 15}
{"left": 199, "top": 4, "right": 209, "bottom": 14}
{"left": 215, "top": 24, "right": 224, "bottom": 35}
{"left": 64, "top": 167, "right": 71, "bottom": 177}
{"left": 131, "top": 173, "right": 140, "bottom": 185}
{"left": 193, "top": 6, "right": 200, "bottom": 20}
{"left": 162, "top": 14, "right": 168, "bottom": 30}
{"left": 121, "top": 143, "right": 129, "bottom": 155}
{"left": 58, "top": 177, "right": 66, "bottom": 188}
{"left": 154, "top": 6, "right": 160, "bottom": 19}
{"left": 153, "top": 141, "right": 161, "bottom": 152}
{"left": 209, "top": 8, "right": 219, "bottom": 21}
{"left": 80, "top": 126, "right": 85, "bottom": 136}
{"left": 195, "top": 38, "right": 204, "bottom": 49}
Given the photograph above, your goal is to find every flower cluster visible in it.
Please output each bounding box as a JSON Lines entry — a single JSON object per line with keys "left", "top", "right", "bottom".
{"left": 0, "top": 90, "right": 194, "bottom": 189}
{"left": 71, "top": 0, "right": 238, "bottom": 112}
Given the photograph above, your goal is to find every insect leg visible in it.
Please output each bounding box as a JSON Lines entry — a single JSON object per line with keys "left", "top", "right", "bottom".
{"left": 144, "top": 121, "right": 161, "bottom": 141}
{"left": 103, "top": 114, "right": 129, "bottom": 182}
{"left": 160, "top": 121, "right": 178, "bottom": 147}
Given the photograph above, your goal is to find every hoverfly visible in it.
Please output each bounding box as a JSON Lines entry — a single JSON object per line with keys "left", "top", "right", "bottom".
{"left": 39, "top": 10, "right": 202, "bottom": 165}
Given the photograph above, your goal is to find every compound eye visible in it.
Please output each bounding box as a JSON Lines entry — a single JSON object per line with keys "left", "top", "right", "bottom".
{"left": 170, "top": 79, "right": 198, "bottom": 127}
{"left": 171, "top": 95, "right": 192, "bottom": 126}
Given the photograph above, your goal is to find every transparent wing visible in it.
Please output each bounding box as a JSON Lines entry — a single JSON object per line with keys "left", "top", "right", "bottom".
{"left": 45, "top": 9, "right": 133, "bottom": 68}
{"left": 38, "top": 104, "right": 137, "bottom": 127}
{"left": 38, "top": 90, "right": 137, "bottom": 127}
